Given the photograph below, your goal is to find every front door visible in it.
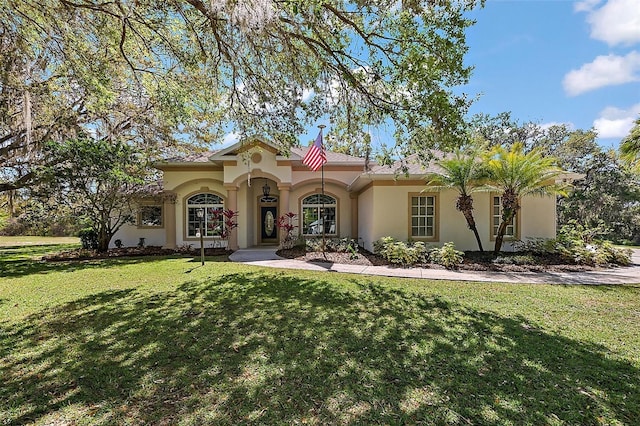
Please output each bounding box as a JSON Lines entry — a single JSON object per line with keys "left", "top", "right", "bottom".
{"left": 260, "top": 206, "right": 278, "bottom": 244}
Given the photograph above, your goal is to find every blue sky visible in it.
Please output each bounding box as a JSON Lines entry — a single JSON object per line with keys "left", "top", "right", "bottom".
{"left": 465, "top": 0, "right": 640, "bottom": 149}
{"left": 222, "top": 0, "right": 640, "bottom": 151}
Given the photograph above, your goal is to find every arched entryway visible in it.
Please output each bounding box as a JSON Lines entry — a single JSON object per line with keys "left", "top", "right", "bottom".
{"left": 258, "top": 181, "right": 279, "bottom": 245}
{"left": 231, "top": 172, "right": 289, "bottom": 247}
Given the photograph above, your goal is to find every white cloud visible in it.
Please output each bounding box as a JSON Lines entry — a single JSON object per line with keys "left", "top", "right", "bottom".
{"left": 563, "top": 51, "right": 640, "bottom": 96}
{"left": 540, "top": 121, "right": 575, "bottom": 131}
{"left": 580, "top": 0, "right": 640, "bottom": 45}
{"left": 301, "top": 88, "right": 314, "bottom": 102}
{"left": 593, "top": 103, "right": 640, "bottom": 138}
{"left": 222, "top": 131, "right": 241, "bottom": 146}
{"left": 574, "top": 0, "right": 602, "bottom": 13}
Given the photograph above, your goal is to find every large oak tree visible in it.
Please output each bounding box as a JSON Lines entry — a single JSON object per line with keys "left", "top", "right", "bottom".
{"left": 1, "top": 0, "right": 483, "bottom": 193}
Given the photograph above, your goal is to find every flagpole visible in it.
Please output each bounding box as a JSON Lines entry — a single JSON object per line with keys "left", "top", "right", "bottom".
{"left": 318, "top": 124, "right": 326, "bottom": 259}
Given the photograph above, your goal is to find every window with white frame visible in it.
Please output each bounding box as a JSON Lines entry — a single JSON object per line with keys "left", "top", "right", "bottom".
{"left": 186, "top": 193, "right": 224, "bottom": 238}
{"left": 138, "top": 205, "right": 162, "bottom": 227}
{"left": 491, "top": 195, "right": 517, "bottom": 238}
{"left": 302, "top": 194, "right": 337, "bottom": 236}
{"left": 410, "top": 194, "right": 437, "bottom": 239}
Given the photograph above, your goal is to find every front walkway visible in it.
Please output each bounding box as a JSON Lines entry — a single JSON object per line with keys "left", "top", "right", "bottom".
{"left": 229, "top": 248, "right": 640, "bottom": 285}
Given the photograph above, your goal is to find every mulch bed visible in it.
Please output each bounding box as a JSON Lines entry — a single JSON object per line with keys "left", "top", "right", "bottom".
{"left": 276, "top": 247, "right": 600, "bottom": 272}
{"left": 42, "top": 245, "right": 605, "bottom": 273}
{"left": 43, "top": 246, "right": 232, "bottom": 262}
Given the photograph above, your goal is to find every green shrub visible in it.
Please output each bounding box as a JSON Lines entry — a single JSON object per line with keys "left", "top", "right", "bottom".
{"left": 595, "top": 241, "right": 632, "bottom": 266}
{"left": 306, "top": 238, "right": 328, "bottom": 252}
{"left": 306, "top": 237, "right": 359, "bottom": 253}
{"left": 515, "top": 221, "right": 632, "bottom": 266}
{"left": 373, "top": 237, "right": 429, "bottom": 266}
{"left": 431, "top": 242, "right": 464, "bottom": 269}
{"left": 559, "top": 220, "right": 610, "bottom": 244}
{"left": 0, "top": 218, "right": 26, "bottom": 236}
{"left": 78, "top": 228, "right": 98, "bottom": 250}
{"left": 373, "top": 236, "right": 395, "bottom": 256}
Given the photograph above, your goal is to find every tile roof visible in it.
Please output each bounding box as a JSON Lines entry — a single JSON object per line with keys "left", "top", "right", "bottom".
{"left": 290, "top": 147, "right": 367, "bottom": 164}
{"left": 368, "top": 153, "right": 445, "bottom": 175}
{"left": 163, "top": 147, "right": 366, "bottom": 165}
{"left": 161, "top": 147, "right": 449, "bottom": 174}
{"left": 162, "top": 150, "right": 219, "bottom": 163}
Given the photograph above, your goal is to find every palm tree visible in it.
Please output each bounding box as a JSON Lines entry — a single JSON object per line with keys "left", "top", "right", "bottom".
{"left": 485, "top": 143, "right": 567, "bottom": 254}
{"left": 620, "top": 116, "right": 640, "bottom": 172}
{"left": 427, "top": 147, "right": 488, "bottom": 252}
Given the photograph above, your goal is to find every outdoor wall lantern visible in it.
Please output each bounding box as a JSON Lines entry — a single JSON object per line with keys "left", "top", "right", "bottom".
{"left": 262, "top": 180, "right": 271, "bottom": 198}
{"left": 196, "top": 208, "right": 205, "bottom": 266}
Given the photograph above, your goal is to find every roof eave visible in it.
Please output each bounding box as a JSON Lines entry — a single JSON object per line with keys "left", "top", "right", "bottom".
{"left": 154, "top": 161, "right": 218, "bottom": 170}
{"left": 348, "top": 171, "right": 428, "bottom": 192}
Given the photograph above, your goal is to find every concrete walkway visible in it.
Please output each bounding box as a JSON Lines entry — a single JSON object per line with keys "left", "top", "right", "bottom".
{"left": 229, "top": 247, "right": 640, "bottom": 285}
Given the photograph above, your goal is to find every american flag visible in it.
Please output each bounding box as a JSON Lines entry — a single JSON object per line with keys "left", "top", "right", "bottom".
{"left": 302, "top": 130, "right": 327, "bottom": 172}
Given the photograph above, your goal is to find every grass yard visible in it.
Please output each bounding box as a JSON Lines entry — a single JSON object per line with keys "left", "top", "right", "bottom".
{"left": 0, "top": 235, "right": 80, "bottom": 247}
{"left": 1, "top": 241, "right": 639, "bottom": 425}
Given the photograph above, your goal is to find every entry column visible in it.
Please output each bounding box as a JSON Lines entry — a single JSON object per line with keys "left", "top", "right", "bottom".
{"left": 350, "top": 192, "right": 358, "bottom": 241}
{"left": 162, "top": 191, "right": 177, "bottom": 249}
{"left": 278, "top": 183, "right": 291, "bottom": 245}
{"left": 225, "top": 185, "right": 238, "bottom": 250}
{"left": 225, "top": 185, "right": 239, "bottom": 250}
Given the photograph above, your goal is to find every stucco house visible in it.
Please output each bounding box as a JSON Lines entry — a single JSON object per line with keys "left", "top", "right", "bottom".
{"left": 113, "top": 138, "right": 567, "bottom": 252}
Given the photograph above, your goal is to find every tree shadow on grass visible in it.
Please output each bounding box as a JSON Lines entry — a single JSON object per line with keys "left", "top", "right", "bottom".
{"left": 0, "top": 243, "right": 78, "bottom": 255}
{"left": 1, "top": 242, "right": 80, "bottom": 261}
{"left": 0, "top": 252, "right": 231, "bottom": 279}
{"left": 1, "top": 272, "right": 638, "bottom": 424}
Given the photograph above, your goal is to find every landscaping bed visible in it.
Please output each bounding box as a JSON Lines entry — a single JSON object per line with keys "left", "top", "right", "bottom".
{"left": 42, "top": 246, "right": 232, "bottom": 261}
{"left": 277, "top": 247, "right": 602, "bottom": 272}
{"left": 41, "top": 242, "right": 627, "bottom": 273}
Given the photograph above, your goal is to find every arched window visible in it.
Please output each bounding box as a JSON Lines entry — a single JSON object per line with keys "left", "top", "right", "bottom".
{"left": 186, "top": 193, "right": 224, "bottom": 238}
{"left": 302, "top": 194, "right": 337, "bottom": 236}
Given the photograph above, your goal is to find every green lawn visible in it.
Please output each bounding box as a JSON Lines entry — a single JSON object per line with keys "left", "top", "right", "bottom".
{"left": 0, "top": 235, "right": 80, "bottom": 247}
{"left": 1, "top": 241, "right": 639, "bottom": 425}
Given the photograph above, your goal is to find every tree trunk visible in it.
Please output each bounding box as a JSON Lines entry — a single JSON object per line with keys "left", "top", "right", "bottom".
{"left": 457, "top": 194, "right": 483, "bottom": 252}
{"left": 493, "top": 220, "right": 509, "bottom": 255}
{"left": 471, "top": 224, "right": 484, "bottom": 252}
{"left": 8, "top": 190, "right": 15, "bottom": 218}
{"left": 97, "top": 227, "right": 110, "bottom": 252}
{"left": 494, "top": 189, "right": 519, "bottom": 255}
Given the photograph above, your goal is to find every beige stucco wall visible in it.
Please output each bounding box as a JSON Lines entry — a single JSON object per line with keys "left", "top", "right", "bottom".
{"left": 113, "top": 147, "right": 558, "bottom": 252}
{"left": 225, "top": 155, "right": 292, "bottom": 185}
{"left": 519, "top": 194, "right": 557, "bottom": 242}
{"left": 357, "top": 186, "right": 374, "bottom": 248}
{"left": 146, "top": 152, "right": 362, "bottom": 249}
{"left": 292, "top": 169, "right": 360, "bottom": 187}
{"left": 163, "top": 170, "right": 224, "bottom": 191}
{"left": 110, "top": 226, "right": 166, "bottom": 249}
{"left": 358, "top": 184, "right": 557, "bottom": 253}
